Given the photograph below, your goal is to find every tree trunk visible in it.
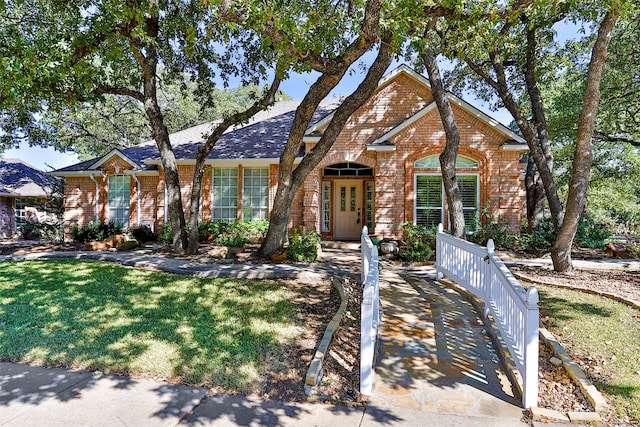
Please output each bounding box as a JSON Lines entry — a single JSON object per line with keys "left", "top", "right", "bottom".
{"left": 525, "top": 155, "right": 545, "bottom": 231}
{"left": 259, "top": 36, "right": 393, "bottom": 257}
{"left": 551, "top": 9, "right": 619, "bottom": 272}
{"left": 185, "top": 78, "right": 281, "bottom": 254}
{"left": 421, "top": 45, "right": 465, "bottom": 238}
{"left": 134, "top": 26, "right": 189, "bottom": 254}
{"left": 463, "top": 39, "right": 565, "bottom": 230}
{"left": 522, "top": 22, "right": 564, "bottom": 229}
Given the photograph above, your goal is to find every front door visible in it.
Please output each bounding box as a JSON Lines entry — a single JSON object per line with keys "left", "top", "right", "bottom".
{"left": 334, "top": 180, "right": 362, "bottom": 240}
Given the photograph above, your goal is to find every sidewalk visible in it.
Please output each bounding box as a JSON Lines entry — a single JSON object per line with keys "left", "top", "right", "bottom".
{"left": 0, "top": 245, "right": 528, "bottom": 426}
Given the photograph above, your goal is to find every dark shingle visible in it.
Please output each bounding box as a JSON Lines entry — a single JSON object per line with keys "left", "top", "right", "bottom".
{"left": 0, "top": 158, "right": 59, "bottom": 197}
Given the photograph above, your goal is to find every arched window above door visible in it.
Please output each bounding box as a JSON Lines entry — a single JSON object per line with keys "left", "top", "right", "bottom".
{"left": 414, "top": 155, "right": 479, "bottom": 169}
{"left": 323, "top": 162, "right": 373, "bottom": 177}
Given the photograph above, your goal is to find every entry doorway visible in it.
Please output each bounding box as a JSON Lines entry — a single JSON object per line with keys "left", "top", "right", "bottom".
{"left": 333, "top": 180, "right": 362, "bottom": 240}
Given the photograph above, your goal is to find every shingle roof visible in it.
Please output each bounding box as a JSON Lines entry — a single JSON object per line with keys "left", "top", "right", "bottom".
{"left": 55, "top": 99, "right": 340, "bottom": 173}
{"left": 0, "top": 158, "right": 59, "bottom": 197}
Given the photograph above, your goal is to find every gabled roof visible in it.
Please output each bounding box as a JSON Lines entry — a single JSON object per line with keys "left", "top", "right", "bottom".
{"left": 364, "top": 65, "right": 526, "bottom": 150}
{"left": 53, "top": 64, "right": 526, "bottom": 175}
{"left": 0, "top": 158, "right": 59, "bottom": 197}
{"left": 54, "top": 100, "right": 337, "bottom": 174}
{"left": 88, "top": 148, "right": 142, "bottom": 170}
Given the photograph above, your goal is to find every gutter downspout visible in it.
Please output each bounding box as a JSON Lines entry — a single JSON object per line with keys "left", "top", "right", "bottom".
{"left": 131, "top": 172, "right": 141, "bottom": 226}
{"left": 89, "top": 173, "right": 100, "bottom": 222}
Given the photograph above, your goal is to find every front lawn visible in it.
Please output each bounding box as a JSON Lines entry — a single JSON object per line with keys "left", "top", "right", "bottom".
{"left": 0, "top": 259, "right": 305, "bottom": 394}
{"left": 539, "top": 285, "right": 640, "bottom": 423}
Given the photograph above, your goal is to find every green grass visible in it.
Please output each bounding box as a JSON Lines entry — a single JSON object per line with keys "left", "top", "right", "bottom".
{"left": 0, "top": 259, "right": 300, "bottom": 393}
{"left": 539, "top": 285, "right": 640, "bottom": 420}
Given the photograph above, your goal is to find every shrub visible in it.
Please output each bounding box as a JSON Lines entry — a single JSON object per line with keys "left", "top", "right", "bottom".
{"left": 129, "top": 224, "right": 156, "bottom": 243}
{"left": 468, "top": 217, "right": 517, "bottom": 250}
{"left": 216, "top": 221, "right": 250, "bottom": 247}
{"left": 214, "top": 220, "right": 269, "bottom": 246}
{"left": 518, "top": 217, "right": 556, "bottom": 255}
{"left": 157, "top": 223, "right": 172, "bottom": 244}
{"left": 574, "top": 214, "right": 611, "bottom": 249}
{"left": 286, "top": 227, "right": 319, "bottom": 262}
{"left": 20, "top": 222, "right": 63, "bottom": 242}
{"left": 398, "top": 222, "right": 436, "bottom": 262}
{"left": 18, "top": 222, "right": 42, "bottom": 240}
{"left": 624, "top": 241, "right": 640, "bottom": 259}
{"left": 518, "top": 213, "right": 612, "bottom": 255}
{"left": 199, "top": 220, "right": 230, "bottom": 241}
{"left": 70, "top": 221, "right": 124, "bottom": 243}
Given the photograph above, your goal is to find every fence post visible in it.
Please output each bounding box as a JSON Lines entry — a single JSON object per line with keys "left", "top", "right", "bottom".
{"left": 361, "top": 226, "right": 369, "bottom": 285}
{"left": 523, "top": 286, "right": 540, "bottom": 408}
{"left": 436, "top": 223, "right": 444, "bottom": 279}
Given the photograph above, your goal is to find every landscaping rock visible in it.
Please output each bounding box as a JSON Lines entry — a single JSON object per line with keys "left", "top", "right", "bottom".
{"left": 568, "top": 411, "right": 602, "bottom": 425}
{"left": 270, "top": 251, "right": 287, "bottom": 262}
{"left": 207, "top": 246, "right": 229, "bottom": 259}
{"left": 604, "top": 242, "right": 633, "bottom": 259}
{"left": 530, "top": 407, "right": 570, "bottom": 423}
{"left": 117, "top": 240, "right": 139, "bottom": 251}
{"left": 550, "top": 357, "right": 563, "bottom": 367}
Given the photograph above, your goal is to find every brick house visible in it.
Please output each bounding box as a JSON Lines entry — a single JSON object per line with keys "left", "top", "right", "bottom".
{"left": 53, "top": 65, "right": 527, "bottom": 241}
{"left": 0, "top": 158, "right": 60, "bottom": 238}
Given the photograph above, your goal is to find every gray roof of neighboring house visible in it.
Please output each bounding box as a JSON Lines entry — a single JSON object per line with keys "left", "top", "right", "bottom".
{"left": 55, "top": 99, "right": 341, "bottom": 173}
{"left": 0, "top": 158, "right": 59, "bottom": 197}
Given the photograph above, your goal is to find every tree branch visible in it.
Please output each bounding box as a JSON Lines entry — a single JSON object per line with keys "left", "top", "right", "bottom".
{"left": 95, "top": 86, "right": 145, "bottom": 102}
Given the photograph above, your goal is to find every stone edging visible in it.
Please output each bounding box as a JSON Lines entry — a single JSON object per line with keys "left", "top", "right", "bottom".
{"left": 304, "top": 276, "right": 349, "bottom": 395}
{"left": 513, "top": 270, "right": 640, "bottom": 311}
{"left": 538, "top": 328, "right": 608, "bottom": 412}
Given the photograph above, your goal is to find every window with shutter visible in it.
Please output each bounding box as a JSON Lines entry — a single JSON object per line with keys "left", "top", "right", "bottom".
{"left": 415, "top": 175, "right": 443, "bottom": 228}
{"left": 458, "top": 175, "right": 479, "bottom": 231}
{"left": 414, "top": 174, "right": 478, "bottom": 231}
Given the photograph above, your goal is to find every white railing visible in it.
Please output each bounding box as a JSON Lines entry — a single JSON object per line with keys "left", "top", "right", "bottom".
{"left": 435, "top": 224, "right": 539, "bottom": 408}
{"left": 360, "top": 226, "right": 380, "bottom": 396}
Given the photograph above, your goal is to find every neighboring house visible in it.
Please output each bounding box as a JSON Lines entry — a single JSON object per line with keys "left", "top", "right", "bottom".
{"left": 52, "top": 65, "right": 527, "bottom": 241}
{"left": 0, "top": 158, "right": 59, "bottom": 238}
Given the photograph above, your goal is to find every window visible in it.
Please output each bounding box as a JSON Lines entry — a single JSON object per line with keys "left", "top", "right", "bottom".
{"left": 459, "top": 175, "right": 479, "bottom": 232}
{"left": 415, "top": 175, "right": 443, "bottom": 228}
{"left": 414, "top": 174, "right": 479, "bottom": 231}
{"left": 242, "top": 167, "right": 269, "bottom": 220}
{"left": 108, "top": 175, "right": 130, "bottom": 227}
{"left": 415, "top": 155, "right": 479, "bottom": 169}
{"left": 14, "top": 198, "right": 30, "bottom": 225}
{"left": 323, "top": 163, "right": 373, "bottom": 177}
{"left": 212, "top": 167, "right": 238, "bottom": 221}
{"left": 322, "top": 181, "right": 331, "bottom": 232}
{"left": 365, "top": 181, "right": 374, "bottom": 231}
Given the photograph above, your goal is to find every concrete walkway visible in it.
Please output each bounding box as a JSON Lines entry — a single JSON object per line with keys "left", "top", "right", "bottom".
{"left": 0, "top": 245, "right": 528, "bottom": 426}
{"left": 365, "top": 262, "right": 526, "bottom": 426}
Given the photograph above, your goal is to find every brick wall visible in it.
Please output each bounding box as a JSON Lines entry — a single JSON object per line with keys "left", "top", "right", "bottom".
{"left": 60, "top": 70, "right": 525, "bottom": 242}
{"left": 290, "top": 70, "right": 525, "bottom": 240}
